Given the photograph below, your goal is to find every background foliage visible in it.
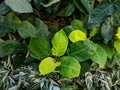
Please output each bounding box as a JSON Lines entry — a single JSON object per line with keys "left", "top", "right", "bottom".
{"left": 0, "top": 0, "right": 120, "bottom": 90}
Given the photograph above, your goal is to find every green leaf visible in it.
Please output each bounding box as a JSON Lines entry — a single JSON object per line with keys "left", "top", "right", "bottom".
{"left": 114, "top": 40, "right": 120, "bottom": 54}
{"left": 88, "top": 0, "right": 115, "bottom": 24}
{"left": 5, "top": 0, "right": 33, "bottom": 13}
{"left": 39, "top": 57, "right": 60, "bottom": 74}
{"left": 0, "top": 12, "right": 21, "bottom": 33}
{"left": 64, "top": 3, "right": 75, "bottom": 17}
{"left": 60, "top": 56, "right": 81, "bottom": 78}
{"left": 90, "top": 45, "right": 107, "bottom": 67}
{"left": 29, "top": 38, "right": 51, "bottom": 59}
{"left": 115, "top": 27, "right": 120, "bottom": 40}
{"left": 111, "top": 1, "right": 120, "bottom": 26}
{"left": 0, "top": 40, "right": 27, "bottom": 57}
{"left": 73, "top": 0, "right": 86, "bottom": 14}
{"left": 27, "top": 17, "right": 49, "bottom": 39}
{"left": 69, "top": 30, "right": 87, "bottom": 43}
{"left": 17, "top": 21, "right": 39, "bottom": 38}
{"left": 89, "top": 28, "right": 99, "bottom": 38}
{"left": 101, "top": 17, "right": 116, "bottom": 42}
{"left": 101, "top": 44, "right": 114, "bottom": 59}
{"left": 52, "top": 30, "right": 68, "bottom": 57}
{"left": 71, "top": 19, "right": 87, "bottom": 33}
{"left": 80, "top": 0, "right": 94, "bottom": 14}
{"left": 68, "top": 40, "right": 97, "bottom": 62}
{"left": 41, "top": 0, "right": 60, "bottom": 7}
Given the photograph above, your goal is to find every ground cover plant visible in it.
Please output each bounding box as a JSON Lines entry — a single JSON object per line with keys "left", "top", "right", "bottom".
{"left": 0, "top": 0, "right": 120, "bottom": 90}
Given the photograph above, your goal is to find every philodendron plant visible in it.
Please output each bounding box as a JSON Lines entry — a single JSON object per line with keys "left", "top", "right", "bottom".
{"left": 29, "top": 27, "right": 114, "bottom": 78}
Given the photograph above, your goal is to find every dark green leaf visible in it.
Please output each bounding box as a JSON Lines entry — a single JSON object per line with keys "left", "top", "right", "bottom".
{"left": 0, "top": 40, "right": 27, "bottom": 57}
{"left": 68, "top": 40, "right": 97, "bottom": 62}
{"left": 64, "top": 3, "right": 75, "bottom": 17}
{"left": 5, "top": 0, "right": 33, "bottom": 13}
{"left": 73, "top": 0, "right": 86, "bottom": 14}
{"left": 0, "top": 1, "right": 10, "bottom": 16}
{"left": 90, "top": 44, "right": 107, "bottom": 67}
{"left": 60, "top": 56, "right": 81, "bottom": 78}
{"left": 17, "top": 21, "right": 39, "bottom": 38}
{"left": 29, "top": 38, "right": 51, "bottom": 60}
{"left": 80, "top": 0, "right": 94, "bottom": 14}
{"left": 71, "top": 19, "right": 87, "bottom": 33}
{"left": 0, "top": 12, "right": 21, "bottom": 33}
{"left": 27, "top": 17, "right": 50, "bottom": 39}
{"left": 88, "top": 0, "right": 115, "bottom": 24}
{"left": 101, "top": 17, "right": 116, "bottom": 42}
{"left": 101, "top": 44, "right": 114, "bottom": 59}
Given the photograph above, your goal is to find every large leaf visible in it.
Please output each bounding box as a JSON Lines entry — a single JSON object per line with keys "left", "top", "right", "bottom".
{"left": 39, "top": 57, "right": 60, "bottom": 74}
{"left": 5, "top": 0, "right": 33, "bottom": 13}
{"left": 69, "top": 30, "right": 87, "bottom": 43}
{"left": 29, "top": 38, "right": 51, "bottom": 59}
{"left": 0, "top": 40, "right": 27, "bottom": 57}
{"left": 68, "top": 40, "right": 97, "bottom": 62}
{"left": 17, "top": 21, "right": 39, "bottom": 38}
{"left": 0, "top": 1, "right": 10, "bottom": 16}
{"left": 101, "top": 17, "right": 116, "bottom": 42}
{"left": 27, "top": 17, "right": 49, "bottom": 39}
{"left": 0, "top": 12, "right": 21, "bottom": 33}
{"left": 90, "top": 44, "right": 107, "bottom": 67}
{"left": 114, "top": 40, "right": 120, "bottom": 54}
{"left": 88, "top": 0, "right": 115, "bottom": 24}
{"left": 52, "top": 30, "right": 68, "bottom": 57}
{"left": 60, "top": 56, "right": 81, "bottom": 78}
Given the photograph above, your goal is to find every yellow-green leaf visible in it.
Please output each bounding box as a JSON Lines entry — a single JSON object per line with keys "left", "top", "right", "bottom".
{"left": 115, "top": 27, "right": 120, "bottom": 40}
{"left": 89, "top": 28, "right": 99, "bottom": 38}
{"left": 69, "top": 30, "right": 87, "bottom": 43}
{"left": 39, "top": 57, "right": 60, "bottom": 75}
{"left": 52, "top": 30, "right": 68, "bottom": 57}
{"left": 114, "top": 40, "right": 120, "bottom": 53}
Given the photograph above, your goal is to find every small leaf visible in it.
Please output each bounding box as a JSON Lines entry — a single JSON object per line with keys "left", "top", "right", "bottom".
{"left": 41, "top": 0, "right": 60, "bottom": 7}
{"left": 69, "top": 30, "right": 87, "bottom": 43}
{"left": 39, "top": 57, "right": 60, "bottom": 74}
{"left": 90, "top": 45, "right": 107, "bottom": 67}
{"left": 114, "top": 40, "right": 120, "bottom": 53}
{"left": 115, "top": 27, "right": 120, "bottom": 40}
{"left": 17, "top": 21, "right": 39, "bottom": 38}
{"left": 5, "top": 0, "right": 33, "bottom": 13}
{"left": 60, "top": 56, "right": 81, "bottom": 78}
{"left": 85, "top": 72, "right": 93, "bottom": 90}
{"left": 64, "top": 3, "right": 75, "bottom": 17}
{"left": 29, "top": 38, "right": 51, "bottom": 59}
{"left": 89, "top": 28, "right": 99, "bottom": 38}
{"left": 52, "top": 30, "right": 68, "bottom": 57}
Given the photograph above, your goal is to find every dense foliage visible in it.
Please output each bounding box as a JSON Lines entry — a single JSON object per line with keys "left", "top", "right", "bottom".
{"left": 0, "top": 0, "right": 120, "bottom": 90}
